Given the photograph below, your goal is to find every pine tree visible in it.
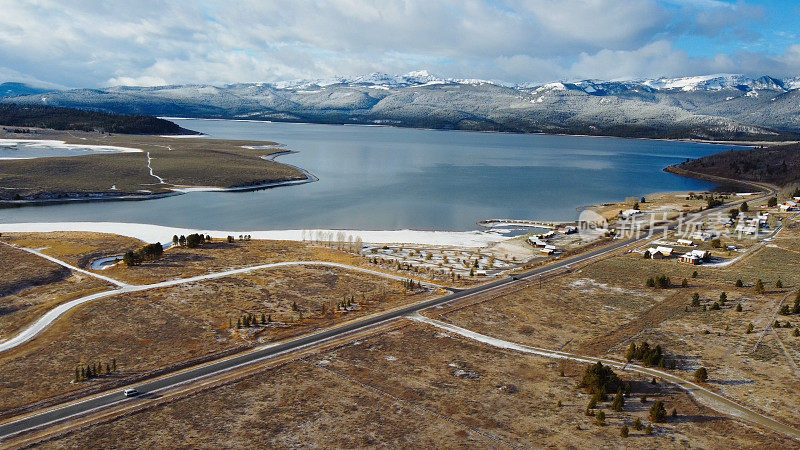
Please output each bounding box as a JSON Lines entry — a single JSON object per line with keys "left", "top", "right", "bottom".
{"left": 620, "top": 425, "right": 629, "bottom": 438}
{"left": 261, "top": 313, "right": 266, "bottom": 324}
{"left": 106, "top": 363, "right": 110, "bottom": 374}
{"left": 649, "top": 400, "right": 667, "bottom": 423}
{"left": 692, "top": 270, "right": 698, "bottom": 278}
{"left": 736, "top": 303, "right": 742, "bottom": 312}
{"left": 645, "top": 424, "right": 653, "bottom": 435}
{"left": 776, "top": 279, "right": 783, "bottom": 288}
{"left": 755, "top": 279, "right": 765, "bottom": 294}
{"left": 74, "top": 367, "right": 80, "bottom": 383}
{"left": 111, "top": 358, "right": 116, "bottom": 372}
{"left": 633, "top": 417, "right": 643, "bottom": 431}
{"left": 694, "top": 367, "right": 708, "bottom": 382}
{"left": 595, "top": 410, "right": 606, "bottom": 426}
{"left": 611, "top": 389, "right": 625, "bottom": 411}
{"left": 735, "top": 279, "right": 743, "bottom": 288}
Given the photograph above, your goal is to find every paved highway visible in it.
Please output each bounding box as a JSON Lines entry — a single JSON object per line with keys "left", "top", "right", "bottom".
{"left": 0, "top": 183, "right": 778, "bottom": 441}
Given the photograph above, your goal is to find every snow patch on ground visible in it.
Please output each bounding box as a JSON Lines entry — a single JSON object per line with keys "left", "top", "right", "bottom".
{"left": 569, "top": 278, "right": 643, "bottom": 296}
{"left": 0, "top": 222, "right": 512, "bottom": 247}
{"left": 0, "top": 139, "right": 143, "bottom": 160}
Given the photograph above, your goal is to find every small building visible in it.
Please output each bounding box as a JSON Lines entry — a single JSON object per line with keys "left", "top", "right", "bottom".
{"left": 528, "top": 237, "right": 547, "bottom": 247}
{"left": 620, "top": 209, "right": 642, "bottom": 219}
{"left": 677, "top": 239, "right": 694, "bottom": 246}
{"left": 540, "top": 248, "right": 554, "bottom": 255}
{"left": 559, "top": 226, "right": 578, "bottom": 234}
{"left": 690, "top": 249, "right": 710, "bottom": 260}
{"left": 680, "top": 254, "right": 700, "bottom": 265}
{"left": 646, "top": 246, "right": 674, "bottom": 259}
{"left": 690, "top": 231, "right": 713, "bottom": 241}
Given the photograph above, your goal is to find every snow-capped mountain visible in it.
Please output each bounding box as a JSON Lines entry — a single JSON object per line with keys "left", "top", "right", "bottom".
{"left": 3, "top": 72, "right": 800, "bottom": 141}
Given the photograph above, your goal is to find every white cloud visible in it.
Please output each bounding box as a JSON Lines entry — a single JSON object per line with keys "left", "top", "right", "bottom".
{"left": 0, "top": 0, "right": 795, "bottom": 87}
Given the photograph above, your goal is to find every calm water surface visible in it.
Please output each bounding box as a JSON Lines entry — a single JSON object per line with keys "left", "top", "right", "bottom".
{"left": 0, "top": 120, "right": 732, "bottom": 231}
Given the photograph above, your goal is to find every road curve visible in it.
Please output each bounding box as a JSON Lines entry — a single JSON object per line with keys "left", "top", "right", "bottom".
{"left": 410, "top": 314, "right": 800, "bottom": 441}
{"left": 0, "top": 260, "right": 443, "bottom": 353}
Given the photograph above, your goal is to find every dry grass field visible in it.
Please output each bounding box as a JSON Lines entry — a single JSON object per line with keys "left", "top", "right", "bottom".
{"left": 436, "top": 216, "right": 800, "bottom": 428}
{"left": 1, "top": 232, "right": 421, "bottom": 286}
{"left": 0, "top": 128, "right": 304, "bottom": 200}
{"left": 38, "top": 322, "right": 787, "bottom": 448}
{"left": 0, "top": 265, "right": 433, "bottom": 413}
{"left": 0, "top": 244, "right": 112, "bottom": 339}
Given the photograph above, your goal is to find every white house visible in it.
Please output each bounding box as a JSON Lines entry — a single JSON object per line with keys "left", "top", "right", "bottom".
{"left": 677, "top": 239, "right": 694, "bottom": 246}
{"left": 620, "top": 209, "right": 642, "bottom": 219}
{"left": 647, "top": 246, "right": 674, "bottom": 259}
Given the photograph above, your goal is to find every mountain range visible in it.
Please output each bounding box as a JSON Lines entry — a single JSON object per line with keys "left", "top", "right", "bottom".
{"left": 2, "top": 71, "right": 800, "bottom": 141}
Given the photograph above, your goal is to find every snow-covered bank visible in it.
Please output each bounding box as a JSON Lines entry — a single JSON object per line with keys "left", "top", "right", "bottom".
{"left": 0, "top": 139, "right": 143, "bottom": 160}
{"left": 0, "top": 222, "right": 512, "bottom": 247}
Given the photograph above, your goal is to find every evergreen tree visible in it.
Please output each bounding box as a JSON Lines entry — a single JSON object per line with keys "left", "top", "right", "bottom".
{"left": 645, "top": 424, "right": 653, "bottom": 435}
{"left": 776, "top": 279, "right": 783, "bottom": 289}
{"left": 694, "top": 367, "right": 708, "bottom": 382}
{"left": 620, "top": 425, "right": 629, "bottom": 438}
{"left": 649, "top": 400, "right": 667, "bottom": 423}
{"left": 595, "top": 410, "right": 606, "bottom": 426}
{"left": 611, "top": 389, "right": 625, "bottom": 411}
{"left": 172, "top": 235, "right": 179, "bottom": 245}
{"left": 74, "top": 367, "right": 80, "bottom": 383}
{"left": 633, "top": 417, "right": 643, "bottom": 431}
{"left": 692, "top": 270, "right": 698, "bottom": 278}
{"left": 755, "top": 279, "right": 765, "bottom": 294}
{"left": 111, "top": 358, "right": 116, "bottom": 372}
{"left": 261, "top": 313, "right": 266, "bottom": 324}
{"left": 736, "top": 303, "right": 743, "bottom": 312}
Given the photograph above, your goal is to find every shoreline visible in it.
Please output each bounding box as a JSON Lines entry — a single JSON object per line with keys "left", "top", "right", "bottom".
{"left": 0, "top": 149, "right": 318, "bottom": 207}
{"left": 163, "top": 116, "right": 793, "bottom": 147}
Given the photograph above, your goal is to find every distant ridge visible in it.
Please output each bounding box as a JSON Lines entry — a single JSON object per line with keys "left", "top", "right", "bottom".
{"left": 0, "top": 103, "right": 195, "bottom": 135}
{"left": 4, "top": 72, "right": 800, "bottom": 141}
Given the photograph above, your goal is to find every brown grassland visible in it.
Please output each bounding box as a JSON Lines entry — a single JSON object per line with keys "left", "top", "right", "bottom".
{"left": 0, "top": 244, "right": 112, "bottom": 339}
{"left": 36, "top": 322, "right": 788, "bottom": 448}
{"left": 0, "top": 264, "right": 435, "bottom": 414}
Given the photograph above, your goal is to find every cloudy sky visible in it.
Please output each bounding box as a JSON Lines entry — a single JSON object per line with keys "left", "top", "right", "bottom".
{"left": 1, "top": 0, "right": 799, "bottom": 87}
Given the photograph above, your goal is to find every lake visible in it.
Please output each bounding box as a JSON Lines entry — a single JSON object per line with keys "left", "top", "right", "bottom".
{"left": 0, "top": 120, "right": 731, "bottom": 231}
